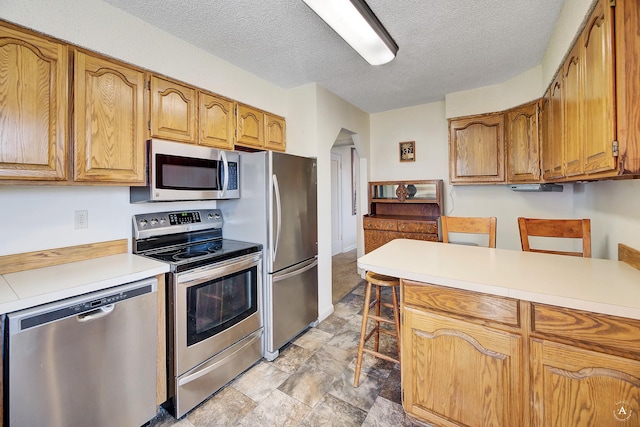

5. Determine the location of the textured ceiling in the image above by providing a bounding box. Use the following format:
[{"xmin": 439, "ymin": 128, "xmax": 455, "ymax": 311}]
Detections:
[{"xmin": 102, "ymin": 0, "xmax": 565, "ymax": 113}]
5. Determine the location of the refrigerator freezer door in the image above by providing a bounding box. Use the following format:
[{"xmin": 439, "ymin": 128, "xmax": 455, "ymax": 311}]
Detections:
[
  {"xmin": 270, "ymin": 152, "xmax": 317, "ymax": 273},
  {"xmin": 264, "ymin": 257, "xmax": 318, "ymax": 359}
]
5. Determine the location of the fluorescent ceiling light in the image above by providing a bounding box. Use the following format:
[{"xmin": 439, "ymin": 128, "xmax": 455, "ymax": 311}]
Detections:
[{"xmin": 302, "ymin": 0, "xmax": 398, "ymax": 65}]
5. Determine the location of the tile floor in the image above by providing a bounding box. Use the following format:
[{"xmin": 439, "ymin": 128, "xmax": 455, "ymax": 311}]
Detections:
[{"xmin": 149, "ymin": 284, "xmax": 428, "ymax": 427}]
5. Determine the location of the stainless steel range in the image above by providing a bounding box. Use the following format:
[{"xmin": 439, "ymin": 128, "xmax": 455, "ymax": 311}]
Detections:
[{"xmin": 132, "ymin": 209, "xmax": 263, "ymax": 418}]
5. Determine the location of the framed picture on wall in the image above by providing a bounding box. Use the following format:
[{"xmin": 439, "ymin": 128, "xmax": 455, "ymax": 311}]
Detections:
[{"xmin": 399, "ymin": 141, "xmax": 415, "ymax": 162}]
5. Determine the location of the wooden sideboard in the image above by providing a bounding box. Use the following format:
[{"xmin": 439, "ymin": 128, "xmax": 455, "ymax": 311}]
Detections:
[{"xmin": 363, "ymin": 180, "xmax": 443, "ymax": 253}]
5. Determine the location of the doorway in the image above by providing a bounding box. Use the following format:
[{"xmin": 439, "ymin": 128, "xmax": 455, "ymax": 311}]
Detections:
[{"xmin": 331, "ymin": 130, "xmax": 363, "ymax": 303}]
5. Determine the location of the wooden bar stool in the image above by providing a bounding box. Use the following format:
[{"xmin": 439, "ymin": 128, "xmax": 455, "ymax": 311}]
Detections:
[{"xmin": 353, "ymin": 271, "xmax": 401, "ymax": 387}]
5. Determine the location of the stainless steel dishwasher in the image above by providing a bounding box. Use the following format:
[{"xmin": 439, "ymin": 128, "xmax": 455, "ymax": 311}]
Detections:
[{"xmin": 7, "ymin": 277, "xmax": 158, "ymax": 427}]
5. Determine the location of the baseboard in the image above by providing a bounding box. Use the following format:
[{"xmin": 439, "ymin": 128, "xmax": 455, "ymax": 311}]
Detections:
[
  {"xmin": 317, "ymin": 305, "xmax": 334, "ymax": 323},
  {"xmin": 342, "ymin": 244, "xmax": 357, "ymax": 252}
]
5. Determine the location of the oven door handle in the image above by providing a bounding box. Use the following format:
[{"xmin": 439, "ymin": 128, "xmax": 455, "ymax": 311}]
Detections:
[
  {"xmin": 177, "ymin": 254, "xmax": 261, "ymax": 287},
  {"xmin": 177, "ymin": 329, "xmax": 262, "ymax": 387}
]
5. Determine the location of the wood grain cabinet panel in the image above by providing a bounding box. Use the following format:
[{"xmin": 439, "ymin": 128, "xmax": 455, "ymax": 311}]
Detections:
[
  {"xmin": 546, "ymin": 74, "xmax": 565, "ymax": 179},
  {"xmin": 73, "ymin": 50, "xmax": 146, "ymax": 183},
  {"xmin": 563, "ymin": 42, "xmax": 583, "ymax": 177},
  {"xmin": 507, "ymin": 101, "xmax": 540, "ymax": 183},
  {"xmin": 150, "ymin": 75, "xmax": 197, "ymax": 143},
  {"xmin": 582, "ymin": 0, "xmax": 617, "ymax": 175},
  {"xmin": 0, "ymin": 23, "xmax": 68, "ymax": 181},
  {"xmin": 531, "ymin": 338, "xmax": 640, "ymax": 426},
  {"xmin": 236, "ymin": 103, "xmax": 264, "ymax": 149},
  {"xmin": 404, "ymin": 280, "xmax": 520, "ymax": 327},
  {"xmin": 403, "ymin": 307, "xmax": 522, "ymax": 427},
  {"xmin": 264, "ymin": 113, "xmax": 286, "ymax": 152},
  {"xmin": 199, "ymin": 91, "xmax": 234, "ymax": 149},
  {"xmin": 449, "ymin": 112, "xmax": 505, "ymax": 183}
]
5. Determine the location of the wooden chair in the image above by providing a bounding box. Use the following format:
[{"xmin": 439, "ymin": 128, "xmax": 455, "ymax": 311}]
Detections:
[
  {"xmin": 441, "ymin": 216, "xmax": 497, "ymax": 248},
  {"xmin": 517, "ymin": 217, "xmax": 591, "ymax": 257},
  {"xmin": 619, "ymin": 243, "xmax": 640, "ymax": 270}
]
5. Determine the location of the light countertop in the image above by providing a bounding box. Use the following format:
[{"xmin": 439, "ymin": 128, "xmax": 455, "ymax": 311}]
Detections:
[
  {"xmin": 0, "ymin": 254, "xmax": 169, "ymax": 314},
  {"xmin": 358, "ymin": 239, "xmax": 640, "ymax": 320}
]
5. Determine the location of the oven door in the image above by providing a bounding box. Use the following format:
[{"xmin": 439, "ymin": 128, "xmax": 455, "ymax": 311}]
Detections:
[{"xmin": 174, "ymin": 252, "xmax": 262, "ymax": 376}]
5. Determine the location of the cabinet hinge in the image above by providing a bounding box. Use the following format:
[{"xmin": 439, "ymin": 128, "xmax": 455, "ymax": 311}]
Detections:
[
  {"xmin": 148, "ymin": 120, "xmax": 151, "ymax": 131},
  {"xmin": 609, "ymin": 0, "xmax": 616, "ymax": 7},
  {"xmin": 146, "ymin": 80, "xmax": 151, "ymax": 90},
  {"xmin": 613, "ymin": 140, "xmax": 619, "ymax": 157}
]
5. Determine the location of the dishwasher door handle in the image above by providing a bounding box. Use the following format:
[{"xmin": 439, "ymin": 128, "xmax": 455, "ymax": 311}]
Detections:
[{"xmin": 76, "ymin": 305, "xmax": 115, "ymax": 323}]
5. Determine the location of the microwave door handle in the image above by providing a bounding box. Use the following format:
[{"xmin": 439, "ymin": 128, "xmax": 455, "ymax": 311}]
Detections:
[
  {"xmin": 272, "ymin": 173, "xmax": 282, "ymax": 260},
  {"xmin": 219, "ymin": 150, "xmax": 229, "ymax": 196}
]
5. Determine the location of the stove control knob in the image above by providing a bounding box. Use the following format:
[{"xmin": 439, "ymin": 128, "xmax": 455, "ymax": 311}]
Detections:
[
  {"xmin": 139, "ymin": 219, "xmax": 148, "ymax": 227},
  {"xmin": 150, "ymin": 218, "xmax": 158, "ymax": 225},
  {"xmin": 209, "ymin": 213, "xmax": 220, "ymax": 220},
  {"xmin": 159, "ymin": 218, "xmax": 166, "ymax": 224}
]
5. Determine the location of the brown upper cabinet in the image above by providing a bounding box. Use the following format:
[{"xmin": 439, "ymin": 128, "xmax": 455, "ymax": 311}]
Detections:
[
  {"xmin": 199, "ymin": 91, "xmax": 235, "ymax": 150},
  {"xmin": 507, "ymin": 101, "xmax": 540, "ymax": 183},
  {"xmin": 0, "ymin": 23, "xmax": 68, "ymax": 181},
  {"xmin": 546, "ymin": 75, "xmax": 565, "ymax": 180},
  {"xmin": 449, "ymin": 112, "xmax": 505, "ymax": 184},
  {"xmin": 235, "ymin": 103, "xmax": 264, "ymax": 149},
  {"xmin": 149, "ymin": 75, "xmax": 197, "ymax": 143},
  {"xmin": 563, "ymin": 42, "xmax": 583, "ymax": 178},
  {"xmin": 582, "ymin": 0, "xmax": 616, "ymax": 175},
  {"xmin": 73, "ymin": 50, "xmax": 147, "ymax": 184},
  {"xmin": 264, "ymin": 113, "xmax": 286, "ymax": 152}
]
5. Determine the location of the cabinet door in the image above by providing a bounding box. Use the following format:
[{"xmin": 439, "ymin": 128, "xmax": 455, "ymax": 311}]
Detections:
[
  {"xmin": 582, "ymin": 0, "xmax": 616, "ymax": 175},
  {"xmin": 563, "ymin": 43, "xmax": 583, "ymax": 177},
  {"xmin": 0, "ymin": 25, "xmax": 68, "ymax": 181},
  {"xmin": 546, "ymin": 75, "xmax": 564, "ymax": 179},
  {"xmin": 73, "ymin": 51, "xmax": 146, "ymax": 183},
  {"xmin": 402, "ymin": 307, "xmax": 522, "ymax": 427},
  {"xmin": 150, "ymin": 75, "xmax": 197, "ymax": 143},
  {"xmin": 236, "ymin": 103, "xmax": 264, "ymax": 149},
  {"xmin": 449, "ymin": 113, "xmax": 505, "ymax": 183},
  {"xmin": 531, "ymin": 339, "xmax": 640, "ymax": 426},
  {"xmin": 264, "ymin": 113, "xmax": 286, "ymax": 151},
  {"xmin": 507, "ymin": 101, "xmax": 540, "ymax": 183},
  {"xmin": 199, "ymin": 91, "xmax": 234, "ymax": 149},
  {"xmin": 539, "ymin": 95, "xmax": 552, "ymax": 181}
]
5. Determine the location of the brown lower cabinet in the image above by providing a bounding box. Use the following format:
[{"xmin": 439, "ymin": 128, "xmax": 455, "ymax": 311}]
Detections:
[{"xmin": 401, "ymin": 279, "xmax": 640, "ymax": 427}]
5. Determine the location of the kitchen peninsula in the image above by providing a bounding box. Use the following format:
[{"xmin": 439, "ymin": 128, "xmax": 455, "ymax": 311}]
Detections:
[{"xmin": 358, "ymin": 239, "xmax": 640, "ymax": 427}]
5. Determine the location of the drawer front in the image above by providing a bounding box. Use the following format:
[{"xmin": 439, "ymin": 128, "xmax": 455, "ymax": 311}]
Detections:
[
  {"xmin": 403, "ymin": 280, "xmax": 520, "ymax": 326},
  {"xmin": 363, "ymin": 217, "xmax": 397, "ymax": 231},
  {"xmin": 397, "ymin": 220, "xmax": 438, "ymax": 234},
  {"xmin": 398, "ymin": 232, "xmax": 438, "ymax": 242},
  {"xmin": 533, "ymin": 303, "xmax": 640, "ymax": 354}
]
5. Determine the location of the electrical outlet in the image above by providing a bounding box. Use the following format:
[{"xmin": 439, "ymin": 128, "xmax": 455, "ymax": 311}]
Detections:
[{"xmin": 74, "ymin": 210, "xmax": 88, "ymax": 229}]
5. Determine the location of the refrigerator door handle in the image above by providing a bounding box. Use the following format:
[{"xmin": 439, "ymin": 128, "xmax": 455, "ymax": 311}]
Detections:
[
  {"xmin": 272, "ymin": 173, "xmax": 282, "ymax": 260},
  {"xmin": 219, "ymin": 150, "xmax": 229, "ymax": 196},
  {"xmin": 273, "ymin": 257, "xmax": 318, "ymax": 282}
]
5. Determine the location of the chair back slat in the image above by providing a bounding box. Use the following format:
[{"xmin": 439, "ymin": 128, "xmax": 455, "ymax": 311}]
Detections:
[
  {"xmin": 518, "ymin": 217, "xmax": 591, "ymax": 258},
  {"xmin": 441, "ymin": 216, "xmax": 497, "ymax": 248}
]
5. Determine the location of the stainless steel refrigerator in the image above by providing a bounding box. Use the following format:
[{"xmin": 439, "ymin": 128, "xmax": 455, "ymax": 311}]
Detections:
[{"xmin": 220, "ymin": 151, "xmax": 318, "ymax": 360}]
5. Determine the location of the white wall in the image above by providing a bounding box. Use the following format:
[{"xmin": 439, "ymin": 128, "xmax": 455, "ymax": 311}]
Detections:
[{"xmin": 573, "ymin": 180, "xmax": 640, "ymax": 260}]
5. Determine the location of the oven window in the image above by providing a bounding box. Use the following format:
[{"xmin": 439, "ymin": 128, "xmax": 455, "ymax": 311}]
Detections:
[
  {"xmin": 156, "ymin": 154, "xmax": 221, "ymax": 190},
  {"xmin": 186, "ymin": 265, "xmax": 257, "ymax": 347}
]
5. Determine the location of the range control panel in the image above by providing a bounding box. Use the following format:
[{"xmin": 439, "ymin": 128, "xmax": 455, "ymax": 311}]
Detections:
[{"xmin": 133, "ymin": 209, "xmax": 223, "ymax": 239}]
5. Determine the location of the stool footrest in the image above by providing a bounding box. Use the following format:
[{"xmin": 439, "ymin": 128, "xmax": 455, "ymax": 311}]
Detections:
[
  {"xmin": 363, "ymin": 348, "xmax": 399, "ymax": 364},
  {"xmin": 367, "ymin": 314, "xmax": 395, "ymax": 324}
]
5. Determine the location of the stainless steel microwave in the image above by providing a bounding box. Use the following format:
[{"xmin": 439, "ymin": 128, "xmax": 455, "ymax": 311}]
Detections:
[{"xmin": 130, "ymin": 139, "xmax": 240, "ymax": 202}]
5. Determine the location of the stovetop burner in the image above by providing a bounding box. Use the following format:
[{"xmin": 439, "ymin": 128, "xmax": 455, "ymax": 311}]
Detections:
[{"xmin": 132, "ymin": 209, "xmax": 262, "ymax": 273}]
